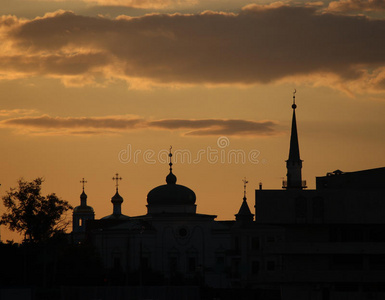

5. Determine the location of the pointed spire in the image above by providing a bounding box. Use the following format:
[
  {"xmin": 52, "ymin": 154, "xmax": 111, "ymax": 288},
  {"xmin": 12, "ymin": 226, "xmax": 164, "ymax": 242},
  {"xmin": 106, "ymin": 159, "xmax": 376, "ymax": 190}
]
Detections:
[
  {"xmin": 236, "ymin": 177, "xmax": 253, "ymax": 222},
  {"xmin": 166, "ymin": 146, "xmax": 177, "ymax": 185},
  {"xmin": 288, "ymin": 89, "xmax": 301, "ymax": 162},
  {"xmin": 284, "ymin": 90, "xmax": 306, "ymax": 189}
]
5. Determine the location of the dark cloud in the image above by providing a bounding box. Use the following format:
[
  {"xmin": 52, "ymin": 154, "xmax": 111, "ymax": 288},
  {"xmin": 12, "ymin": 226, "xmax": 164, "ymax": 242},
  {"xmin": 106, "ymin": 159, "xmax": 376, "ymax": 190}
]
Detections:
[
  {"xmin": 0, "ymin": 115, "xmax": 279, "ymax": 136},
  {"xmin": 0, "ymin": 53, "xmax": 110, "ymax": 76},
  {"xmin": 148, "ymin": 119, "xmax": 278, "ymax": 136},
  {"xmin": 1, "ymin": 115, "xmax": 143, "ymax": 130},
  {"xmin": 327, "ymin": 0, "xmax": 385, "ymax": 12},
  {"xmin": 2, "ymin": 5, "xmax": 385, "ymax": 90}
]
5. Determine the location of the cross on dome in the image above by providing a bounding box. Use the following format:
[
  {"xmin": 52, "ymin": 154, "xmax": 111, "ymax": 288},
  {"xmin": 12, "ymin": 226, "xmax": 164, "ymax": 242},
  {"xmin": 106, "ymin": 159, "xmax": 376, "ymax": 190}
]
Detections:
[
  {"xmin": 112, "ymin": 173, "xmax": 122, "ymax": 191},
  {"xmin": 80, "ymin": 178, "xmax": 87, "ymax": 192}
]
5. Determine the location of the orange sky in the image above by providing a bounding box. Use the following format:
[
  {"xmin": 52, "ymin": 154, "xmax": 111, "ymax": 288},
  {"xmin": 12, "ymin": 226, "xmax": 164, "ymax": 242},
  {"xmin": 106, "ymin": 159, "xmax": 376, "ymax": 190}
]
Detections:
[{"xmin": 1, "ymin": 0, "xmax": 385, "ymax": 242}]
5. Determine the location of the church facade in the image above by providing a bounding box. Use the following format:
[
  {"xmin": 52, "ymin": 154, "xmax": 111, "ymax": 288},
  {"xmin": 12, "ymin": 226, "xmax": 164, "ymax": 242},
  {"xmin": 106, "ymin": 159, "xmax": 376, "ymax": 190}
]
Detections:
[{"xmin": 72, "ymin": 93, "xmax": 385, "ymax": 300}]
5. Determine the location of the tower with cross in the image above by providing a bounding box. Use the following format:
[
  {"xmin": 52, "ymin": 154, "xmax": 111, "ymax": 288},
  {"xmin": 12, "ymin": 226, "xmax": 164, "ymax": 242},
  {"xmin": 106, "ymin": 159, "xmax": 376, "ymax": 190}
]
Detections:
[
  {"xmin": 72, "ymin": 177, "xmax": 95, "ymax": 243},
  {"xmin": 101, "ymin": 173, "xmax": 129, "ymax": 220}
]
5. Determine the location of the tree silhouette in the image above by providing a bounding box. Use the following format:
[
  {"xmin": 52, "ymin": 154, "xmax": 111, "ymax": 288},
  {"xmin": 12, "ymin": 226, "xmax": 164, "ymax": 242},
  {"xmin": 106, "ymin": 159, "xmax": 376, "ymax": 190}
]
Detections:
[{"xmin": 1, "ymin": 178, "xmax": 72, "ymax": 243}]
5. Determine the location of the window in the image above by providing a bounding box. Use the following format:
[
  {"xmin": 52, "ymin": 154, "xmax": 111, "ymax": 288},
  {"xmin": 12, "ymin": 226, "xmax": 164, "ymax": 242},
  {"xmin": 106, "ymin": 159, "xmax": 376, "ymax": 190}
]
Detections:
[
  {"xmin": 169, "ymin": 257, "xmax": 178, "ymax": 274},
  {"xmin": 266, "ymin": 261, "xmax": 276, "ymax": 271},
  {"xmin": 140, "ymin": 257, "xmax": 149, "ymax": 270},
  {"xmin": 113, "ymin": 257, "xmax": 121, "ymax": 269},
  {"xmin": 312, "ymin": 197, "xmax": 324, "ymax": 220},
  {"xmin": 215, "ymin": 256, "xmax": 225, "ymax": 272},
  {"xmin": 179, "ymin": 227, "xmax": 188, "ymax": 237},
  {"xmin": 341, "ymin": 229, "xmax": 363, "ymax": 242},
  {"xmin": 369, "ymin": 255, "xmax": 385, "ymax": 270},
  {"xmin": 330, "ymin": 254, "xmax": 363, "ymax": 270},
  {"xmin": 251, "ymin": 261, "xmax": 260, "ymax": 274},
  {"xmin": 188, "ymin": 257, "xmax": 196, "ymax": 272},
  {"xmin": 295, "ymin": 196, "xmax": 307, "ymax": 220},
  {"xmin": 251, "ymin": 237, "xmax": 260, "ymax": 250},
  {"xmin": 234, "ymin": 237, "xmax": 240, "ymax": 252}
]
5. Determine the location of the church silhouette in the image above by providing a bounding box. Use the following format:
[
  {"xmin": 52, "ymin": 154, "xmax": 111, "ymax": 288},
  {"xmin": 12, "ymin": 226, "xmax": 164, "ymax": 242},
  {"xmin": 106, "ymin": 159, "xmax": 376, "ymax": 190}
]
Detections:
[{"xmin": 72, "ymin": 93, "xmax": 385, "ymax": 300}]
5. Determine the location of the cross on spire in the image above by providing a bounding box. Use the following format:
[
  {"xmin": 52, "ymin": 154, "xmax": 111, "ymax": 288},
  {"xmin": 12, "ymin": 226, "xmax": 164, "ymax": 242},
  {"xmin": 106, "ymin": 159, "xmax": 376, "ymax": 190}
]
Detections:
[
  {"xmin": 112, "ymin": 173, "xmax": 122, "ymax": 191},
  {"xmin": 242, "ymin": 177, "xmax": 248, "ymax": 199},
  {"xmin": 80, "ymin": 178, "xmax": 87, "ymax": 191}
]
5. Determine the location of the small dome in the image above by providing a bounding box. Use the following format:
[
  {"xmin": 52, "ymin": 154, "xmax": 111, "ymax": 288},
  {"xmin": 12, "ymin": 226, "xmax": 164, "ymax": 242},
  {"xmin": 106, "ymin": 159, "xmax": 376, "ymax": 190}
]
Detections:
[
  {"xmin": 73, "ymin": 205, "xmax": 94, "ymax": 214},
  {"xmin": 111, "ymin": 191, "xmax": 123, "ymax": 203},
  {"xmin": 147, "ymin": 183, "xmax": 196, "ymax": 205},
  {"xmin": 166, "ymin": 171, "xmax": 177, "ymax": 184},
  {"xmin": 81, "ymin": 191, "xmax": 87, "ymax": 200}
]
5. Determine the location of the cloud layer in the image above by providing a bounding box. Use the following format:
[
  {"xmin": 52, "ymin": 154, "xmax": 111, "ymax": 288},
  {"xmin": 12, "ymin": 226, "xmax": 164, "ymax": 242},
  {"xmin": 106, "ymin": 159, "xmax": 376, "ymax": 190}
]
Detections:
[
  {"xmin": 1, "ymin": 4, "xmax": 385, "ymax": 92},
  {"xmin": 327, "ymin": 0, "xmax": 385, "ymax": 12},
  {"xmin": 0, "ymin": 115, "xmax": 279, "ymax": 136}
]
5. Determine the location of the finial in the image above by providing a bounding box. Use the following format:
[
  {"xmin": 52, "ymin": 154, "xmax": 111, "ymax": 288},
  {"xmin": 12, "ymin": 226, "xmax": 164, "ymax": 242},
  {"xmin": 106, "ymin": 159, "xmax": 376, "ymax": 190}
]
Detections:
[
  {"xmin": 242, "ymin": 177, "xmax": 248, "ymax": 200},
  {"xmin": 169, "ymin": 145, "xmax": 173, "ymax": 172},
  {"xmin": 112, "ymin": 173, "xmax": 122, "ymax": 191},
  {"xmin": 166, "ymin": 145, "xmax": 177, "ymax": 184},
  {"xmin": 80, "ymin": 178, "xmax": 87, "ymax": 192},
  {"xmin": 292, "ymin": 89, "xmax": 297, "ymax": 109}
]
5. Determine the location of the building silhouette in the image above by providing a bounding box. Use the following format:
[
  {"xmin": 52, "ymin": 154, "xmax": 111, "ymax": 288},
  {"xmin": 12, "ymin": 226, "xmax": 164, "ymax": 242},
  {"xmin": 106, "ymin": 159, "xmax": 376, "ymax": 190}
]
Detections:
[{"xmin": 72, "ymin": 94, "xmax": 385, "ymax": 300}]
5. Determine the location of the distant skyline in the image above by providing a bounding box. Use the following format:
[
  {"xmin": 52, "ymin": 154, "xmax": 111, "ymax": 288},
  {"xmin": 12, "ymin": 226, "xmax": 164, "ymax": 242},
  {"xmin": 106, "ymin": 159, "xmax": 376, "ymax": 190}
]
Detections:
[{"xmin": 1, "ymin": 0, "xmax": 385, "ymax": 242}]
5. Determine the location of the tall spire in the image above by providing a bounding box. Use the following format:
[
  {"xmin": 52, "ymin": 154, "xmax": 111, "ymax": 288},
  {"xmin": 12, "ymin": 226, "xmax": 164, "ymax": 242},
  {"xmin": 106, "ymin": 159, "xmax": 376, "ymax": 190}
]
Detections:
[
  {"xmin": 288, "ymin": 90, "xmax": 301, "ymax": 162},
  {"xmin": 284, "ymin": 90, "xmax": 306, "ymax": 189}
]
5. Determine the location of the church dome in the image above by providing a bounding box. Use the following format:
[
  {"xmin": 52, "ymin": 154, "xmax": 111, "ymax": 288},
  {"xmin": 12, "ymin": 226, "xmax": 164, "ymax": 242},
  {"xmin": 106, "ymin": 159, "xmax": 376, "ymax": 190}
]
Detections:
[
  {"xmin": 147, "ymin": 147, "xmax": 196, "ymax": 211},
  {"xmin": 73, "ymin": 205, "xmax": 95, "ymax": 214},
  {"xmin": 147, "ymin": 180, "xmax": 196, "ymax": 205},
  {"xmin": 111, "ymin": 191, "xmax": 123, "ymax": 203},
  {"xmin": 73, "ymin": 190, "xmax": 95, "ymax": 214},
  {"xmin": 147, "ymin": 167, "xmax": 196, "ymax": 205}
]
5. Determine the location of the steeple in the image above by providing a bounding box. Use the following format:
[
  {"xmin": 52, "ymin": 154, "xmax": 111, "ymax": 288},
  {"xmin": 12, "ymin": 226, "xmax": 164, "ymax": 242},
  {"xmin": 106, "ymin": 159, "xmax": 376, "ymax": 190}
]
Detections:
[
  {"xmin": 284, "ymin": 90, "xmax": 306, "ymax": 189},
  {"xmin": 235, "ymin": 178, "xmax": 254, "ymax": 223}
]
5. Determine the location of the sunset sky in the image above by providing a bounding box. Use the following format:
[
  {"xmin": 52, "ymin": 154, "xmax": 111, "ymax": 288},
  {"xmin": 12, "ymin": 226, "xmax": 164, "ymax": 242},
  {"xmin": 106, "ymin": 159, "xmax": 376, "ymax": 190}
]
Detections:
[{"xmin": 1, "ymin": 0, "xmax": 385, "ymax": 242}]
